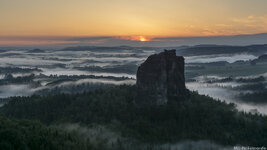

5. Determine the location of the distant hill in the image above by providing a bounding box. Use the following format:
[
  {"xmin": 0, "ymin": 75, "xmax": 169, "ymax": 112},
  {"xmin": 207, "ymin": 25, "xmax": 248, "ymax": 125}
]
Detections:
[
  {"xmin": 61, "ymin": 46, "xmax": 159, "ymax": 52},
  {"xmin": 0, "ymin": 49, "xmax": 7, "ymax": 53},
  {"xmin": 177, "ymin": 44, "xmax": 267, "ymax": 56},
  {"xmin": 251, "ymin": 54, "xmax": 267, "ymax": 64},
  {"xmin": 60, "ymin": 46, "xmax": 188, "ymax": 53},
  {"xmin": 60, "ymin": 44, "xmax": 267, "ymax": 57},
  {"xmin": 27, "ymin": 48, "xmax": 45, "ymax": 53}
]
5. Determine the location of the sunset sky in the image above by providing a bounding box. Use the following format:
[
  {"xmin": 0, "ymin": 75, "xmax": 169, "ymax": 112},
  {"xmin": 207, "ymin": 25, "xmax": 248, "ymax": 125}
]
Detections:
[{"xmin": 1, "ymin": 0, "xmax": 267, "ymax": 46}]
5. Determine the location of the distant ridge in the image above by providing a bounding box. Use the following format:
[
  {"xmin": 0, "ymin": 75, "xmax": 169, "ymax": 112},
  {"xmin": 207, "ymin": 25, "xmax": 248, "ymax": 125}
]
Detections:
[
  {"xmin": 60, "ymin": 46, "xmax": 159, "ymax": 52},
  {"xmin": 27, "ymin": 49, "xmax": 45, "ymax": 53},
  {"xmin": 60, "ymin": 44, "xmax": 267, "ymax": 57},
  {"xmin": 177, "ymin": 44, "xmax": 267, "ymax": 56}
]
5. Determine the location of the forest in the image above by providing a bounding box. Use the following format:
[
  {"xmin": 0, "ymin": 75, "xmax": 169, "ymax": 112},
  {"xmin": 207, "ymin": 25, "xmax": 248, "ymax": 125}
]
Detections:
[
  {"xmin": 0, "ymin": 117, "xmax": 93, "ymax": 150},
  {"xmin": 1, "ymin": 85, "xmax": 267, "ymax": 149}
]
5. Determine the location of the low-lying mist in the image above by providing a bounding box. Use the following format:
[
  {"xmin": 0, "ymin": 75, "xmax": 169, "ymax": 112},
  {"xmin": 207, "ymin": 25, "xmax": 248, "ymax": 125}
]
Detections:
[
  {"xmin": 186, "ymin": 77, "xmax": 267, "ymax": 114},
  {"xmin": 1, "ymin": 48, "xmax": 267, "ymax": 115},
  {"xmin": 185, "ymin": 54, "xmax": 257, "ymax": 63}
]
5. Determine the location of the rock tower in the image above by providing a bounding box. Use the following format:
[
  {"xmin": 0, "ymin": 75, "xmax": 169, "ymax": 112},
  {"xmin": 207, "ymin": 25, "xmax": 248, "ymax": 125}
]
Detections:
[{"xmin": 136, "ymin": 50, "xmax": 186, "ymax": 105}]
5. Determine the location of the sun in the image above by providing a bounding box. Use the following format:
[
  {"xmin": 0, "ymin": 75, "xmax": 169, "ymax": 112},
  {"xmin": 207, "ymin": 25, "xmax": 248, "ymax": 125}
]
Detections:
[{"xmin": 139, "ymin": 36, "xmax": 148, "ymax": 42}]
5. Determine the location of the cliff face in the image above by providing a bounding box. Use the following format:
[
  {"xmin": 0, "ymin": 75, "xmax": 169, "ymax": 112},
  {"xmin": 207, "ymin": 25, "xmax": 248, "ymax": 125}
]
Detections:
[{"xmin": 136, "ymin": 50, "xmax": 186, "ymax": 105}]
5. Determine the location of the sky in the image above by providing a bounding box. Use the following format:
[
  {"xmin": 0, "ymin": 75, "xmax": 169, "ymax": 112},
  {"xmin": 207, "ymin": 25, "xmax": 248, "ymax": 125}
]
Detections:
[{"xmin": 1, "ymin": 0, "xmax": 267, "ymax": 47}]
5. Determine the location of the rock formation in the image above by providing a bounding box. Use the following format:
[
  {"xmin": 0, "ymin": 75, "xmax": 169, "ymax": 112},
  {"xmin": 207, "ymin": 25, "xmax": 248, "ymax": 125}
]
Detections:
[{"xmin": 136, "ymin": 50, "xmax": 186, "ymax": 105}]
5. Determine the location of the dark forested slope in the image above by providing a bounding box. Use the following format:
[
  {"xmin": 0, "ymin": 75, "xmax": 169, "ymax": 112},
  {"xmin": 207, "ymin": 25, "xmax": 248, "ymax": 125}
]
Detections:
[
  {"xmin": 0, "ymin": 117, "xmax": 93, "ymax": 150},
  {"xmin": 1, "ymin": 85, "xmax": 267, "ymax": 146}
]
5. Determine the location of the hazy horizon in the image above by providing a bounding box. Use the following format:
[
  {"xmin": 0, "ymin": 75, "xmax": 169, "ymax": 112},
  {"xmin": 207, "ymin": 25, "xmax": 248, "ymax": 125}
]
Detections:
[{"xmin": 1, "ymin": 33, "xmax": 267, "ymax": 48}]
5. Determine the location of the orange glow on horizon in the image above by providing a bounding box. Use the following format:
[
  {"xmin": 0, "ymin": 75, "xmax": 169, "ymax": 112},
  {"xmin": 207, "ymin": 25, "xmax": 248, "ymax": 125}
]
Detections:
[{"xmin": 118, "ymin": 36, "xmax": 150, "ymax": 42}]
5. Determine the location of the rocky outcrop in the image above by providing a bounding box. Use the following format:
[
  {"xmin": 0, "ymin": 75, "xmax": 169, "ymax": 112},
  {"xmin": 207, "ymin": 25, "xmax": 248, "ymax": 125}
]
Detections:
[{"xmin": 136, "ymin": 50, "xmax": 186, "ymax": 105}]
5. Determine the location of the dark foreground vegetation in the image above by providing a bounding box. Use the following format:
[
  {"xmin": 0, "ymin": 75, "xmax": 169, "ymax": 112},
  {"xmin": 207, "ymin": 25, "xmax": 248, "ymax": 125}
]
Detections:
[
  {"xmin": 1, "ymin": 85, "xmax": 267, "ymax": 149},
  {"xmin": 0, "ymin": 117, "xmax": 92, "ymax": 150}
]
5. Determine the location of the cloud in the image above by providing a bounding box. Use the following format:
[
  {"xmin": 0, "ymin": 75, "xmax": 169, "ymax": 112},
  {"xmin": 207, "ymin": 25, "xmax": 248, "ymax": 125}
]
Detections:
[
  {"xmin": 150, "ymin": 33, "xmax": 267, "ymax": 46},
  {"xmin": 65, "ymin": 36, "xmax": 113, "ymax": 44},
  {"xmin": 230, "ymin": 15, "xmax": 267, "ymax": 33}
]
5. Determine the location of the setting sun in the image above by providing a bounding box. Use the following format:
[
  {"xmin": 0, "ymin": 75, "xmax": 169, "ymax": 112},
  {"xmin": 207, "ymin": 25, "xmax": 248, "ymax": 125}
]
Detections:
[{"xmin": 139, "ymin": 36, "xmax": 148, "ymax": 42}]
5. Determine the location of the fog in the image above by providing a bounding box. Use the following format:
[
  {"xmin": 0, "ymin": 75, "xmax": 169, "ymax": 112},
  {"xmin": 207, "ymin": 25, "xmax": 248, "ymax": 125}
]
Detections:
[
  {"xmin": 40, "ymin": 68, "xmax": 91, "ymax": 76},
  {"xmin": 1, "ymin": 48, "xmax": 267, "ymax": 115},
  {"xmin": 0, "ymin": 57, "xmax": 64, "ymax": 67},
  {"xmin": 40, "ymin": 68, "xmax": 136, "ymax": 78},
  {"xmin": 0, "ymin": 77, "xmax": 135, "ymax": 98},
  {"xmin": 186, "ymin": 82, "xmax": 237, "ymax": 103},
  {"xmin": 185, "ymin": 54, "xmax": 257, "ymax": 63},
  {"xmin": 0, "ymin": 75, "xmax": 5, "ymax": 79},
  {"xmin": 58, "ymin": 78, "xmax": 135, "ymax": 87},
  {"xmin": 186, "ymin": 82, "xmax": 267, "ymax": 114},
  {"xmin": 0, "ymin": 84, "xmax": 36, "ymax": 98},
  {"xmin": 0, "ymin": 50, "xmax": 147, "ymax": 69},
  {"xmin": 194, "ymin": 76, "xmax": 244, "ymax": 88}
]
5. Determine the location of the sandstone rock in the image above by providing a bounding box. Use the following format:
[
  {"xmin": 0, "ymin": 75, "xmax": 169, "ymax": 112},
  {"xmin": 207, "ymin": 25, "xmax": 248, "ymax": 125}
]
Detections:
[{"xmin": 136, "ymin": 50, "xmax": 186, "ymax": 105}]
